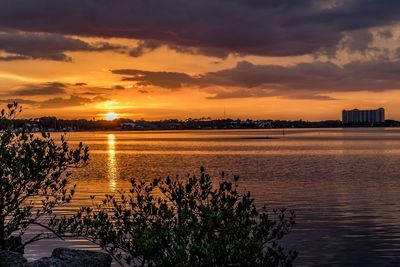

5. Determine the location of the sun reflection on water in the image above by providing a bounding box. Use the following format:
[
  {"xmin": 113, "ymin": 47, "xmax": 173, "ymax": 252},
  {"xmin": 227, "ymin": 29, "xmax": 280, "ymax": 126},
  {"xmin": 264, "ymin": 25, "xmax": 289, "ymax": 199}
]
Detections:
[{"xmin": 107, "ymin": 133, "xmax": 118, "ymax": 191}]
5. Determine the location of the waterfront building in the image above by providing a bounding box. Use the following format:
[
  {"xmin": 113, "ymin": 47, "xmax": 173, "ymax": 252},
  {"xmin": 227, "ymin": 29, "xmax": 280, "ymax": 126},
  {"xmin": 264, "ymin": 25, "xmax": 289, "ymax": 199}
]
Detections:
[{"xmin": 342, "ymin": 108, "xmax": 385, "ymax": 124}]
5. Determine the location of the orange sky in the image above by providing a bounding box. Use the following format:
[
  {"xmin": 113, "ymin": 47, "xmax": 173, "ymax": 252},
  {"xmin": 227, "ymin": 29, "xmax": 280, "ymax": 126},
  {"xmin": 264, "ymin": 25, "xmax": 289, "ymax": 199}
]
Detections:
[
  {"xmin": 1, "ymin": 2, "xmax": 400, "ymax": 121},
  {"xmin": 1, "ymin": 38, "xmax": 398, "ymax": 121}
]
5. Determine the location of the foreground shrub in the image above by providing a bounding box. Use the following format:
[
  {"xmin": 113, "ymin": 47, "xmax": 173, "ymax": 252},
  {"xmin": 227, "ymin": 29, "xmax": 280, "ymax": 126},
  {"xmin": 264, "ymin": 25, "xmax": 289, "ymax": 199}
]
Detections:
[
  {"xmin": 0, "ymin": 102, "xmax": 89, "ymax": 251},
  {"xmin": 54, "ymin": 168, "xmax": 296, "ymax": 266}
]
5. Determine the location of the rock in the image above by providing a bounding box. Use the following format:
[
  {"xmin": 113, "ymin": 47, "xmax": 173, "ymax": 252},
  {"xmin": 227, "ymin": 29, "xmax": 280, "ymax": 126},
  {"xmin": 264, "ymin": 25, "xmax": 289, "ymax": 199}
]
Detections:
[
  {"xmin": 5, "ymin": 236, "xmax": 24, "ymax": 254},
  {"xmin": 26, "ymin": 248, "xmax": 112, "ymax": 267},
  {"xmin": 52, "ymin": 248, "xmax": 112, "ymax": 266},
  {"xmin": 27, "ymin": 248, "xmax": 112, "ymax": 267},
  {"xmin": 0, "ymin": 250, "xmax": 27, "ymax": 267},
  {"xmin": 25, "ymin": 257, "xmax": 63, "ymax": 267}
]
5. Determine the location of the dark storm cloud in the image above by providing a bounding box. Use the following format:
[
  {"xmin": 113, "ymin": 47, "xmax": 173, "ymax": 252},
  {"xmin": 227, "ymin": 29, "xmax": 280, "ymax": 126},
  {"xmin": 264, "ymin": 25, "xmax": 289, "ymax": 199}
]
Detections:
[
  {"xmin": 9, "ymin": 81, "xmax": 124, "ymax": 97},
  {"xmin": 112, "ymin": 69, "xmax": 196, "ymax": 89},
  {"xmin": 203, "ymin": 88, "xmax": 336, "ymax": 101},
  {"xmin": 129, "ymin": 40, "xmax": 230, "ymax": 59},
  {"xmin": 39, "ymin": 95, "xmax": 97, "ymax": 108},
  {"xmin": 14, "ymin": 87, "xmax": 66, "ymax": 96},
  {"xmin": 1, "ymin": 82, "xmax": 119, "ymax": 108},
  {"xmin": 5, "ymin": 82, "xmax": 67, "ymax": 96},
  {"xmin": 0, "ymin": 32, "xmax": 125, "ymax": 61},
  {"xmin": 113, "ymin": 85, "xmax": 125, "ymax": 90},
  {"xmin": 339, "ymin": 30, "xmax": 374, "ymax": 54},
  {"xmin": 0, "ymin": 95, "xmax": 96, "ymax": 108},
  {"xmin": 0, "ymin": 0, "xmax": 400, "ymax": 57},
  {"xmin": 378, "ymin": 30, "xmax": 394, "ymax": 39},
  {"xmin": 112, "ymin": 59, "xmax": 400, "ymax": 99},
  {"xmin": 9, "ymin": 94, "xmax": 111, "ymax": 108},
  {"xmin": 129, "ymin": 41, "xmax": 162, "ymax": 57},
  {"xmin": 0, "ymin": 55, "xmax": 30, "ymax": 61}
]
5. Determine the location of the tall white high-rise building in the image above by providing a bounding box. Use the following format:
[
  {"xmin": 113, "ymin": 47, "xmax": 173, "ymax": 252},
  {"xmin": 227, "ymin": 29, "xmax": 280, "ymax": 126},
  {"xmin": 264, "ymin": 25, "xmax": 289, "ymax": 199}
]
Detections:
[{"xmin": 342, "ymin": 108, "xmax": 385, "ymax": 124}]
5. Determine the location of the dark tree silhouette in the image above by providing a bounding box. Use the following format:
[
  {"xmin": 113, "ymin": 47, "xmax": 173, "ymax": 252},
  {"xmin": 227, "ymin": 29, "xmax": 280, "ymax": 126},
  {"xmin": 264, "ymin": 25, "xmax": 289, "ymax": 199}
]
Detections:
[
  {"xmin": 0, "ymin": 102, "xmax": 89, "ymax": 251},
  {"xmin": 54, "ymin": 168, "xmax": 296, "ymax": 267}
]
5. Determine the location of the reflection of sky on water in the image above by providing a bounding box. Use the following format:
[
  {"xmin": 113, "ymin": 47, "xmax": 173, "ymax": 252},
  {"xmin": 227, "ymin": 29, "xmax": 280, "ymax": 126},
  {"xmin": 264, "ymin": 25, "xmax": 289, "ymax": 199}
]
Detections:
[
  {"xmin": 107, "ymin": 133, "xmax": 117, "ymax": 191},
  {"xmin": 25, "ymin": 129, "xmax": 400, "ymax": 266}
]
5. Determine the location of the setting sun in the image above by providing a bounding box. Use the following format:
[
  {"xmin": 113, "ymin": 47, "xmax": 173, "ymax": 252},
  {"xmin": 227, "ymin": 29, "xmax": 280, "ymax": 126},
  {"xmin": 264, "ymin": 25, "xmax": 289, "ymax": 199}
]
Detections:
[{"xmin": 105, "ymin": 112, "xmax": 119, "ymax": 121}]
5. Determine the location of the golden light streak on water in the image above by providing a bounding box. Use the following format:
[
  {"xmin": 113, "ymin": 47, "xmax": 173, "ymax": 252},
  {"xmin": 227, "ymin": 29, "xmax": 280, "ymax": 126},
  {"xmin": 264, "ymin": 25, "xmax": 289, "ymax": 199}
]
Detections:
[{"xmin": 107, "ymin": 133, "xmax": 118, "ymax": 191}]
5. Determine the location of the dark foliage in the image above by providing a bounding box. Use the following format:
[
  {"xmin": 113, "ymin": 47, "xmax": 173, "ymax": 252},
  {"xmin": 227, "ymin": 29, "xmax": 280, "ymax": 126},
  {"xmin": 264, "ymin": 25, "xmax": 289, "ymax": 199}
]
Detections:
[
  {"xmin": 54, "ymin": 168, "xmax": 296, "ymax": 267},
  {"xmin": 0, "ymin": 102, "xmax": 89, "ymax": 251}
]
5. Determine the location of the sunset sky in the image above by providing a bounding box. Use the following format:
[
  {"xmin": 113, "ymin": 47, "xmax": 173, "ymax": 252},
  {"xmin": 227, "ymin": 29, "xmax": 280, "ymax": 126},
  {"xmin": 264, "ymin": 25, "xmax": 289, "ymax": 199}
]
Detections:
[{"xmin": 1, "ymin": 0, "xmax": 400, "ymax": 120}]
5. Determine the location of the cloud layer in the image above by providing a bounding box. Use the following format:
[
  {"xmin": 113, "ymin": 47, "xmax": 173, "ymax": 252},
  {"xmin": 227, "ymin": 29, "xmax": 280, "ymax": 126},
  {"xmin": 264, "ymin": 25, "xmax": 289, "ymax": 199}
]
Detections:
[
  {"xmin": 112, "ymin": 59, "xmax": 400, "ymax": 99},
  {"xmin": 1, "ymin": 0, "xmax": 400, "ymax": 57},
  {"xmin": 0, "ymin": 32, "xmax": 125, "ymax": 61},
  {"xmin": 2, "ymin": 0, "xmax": 400, "ymax": 113},
  {"xmin": 8, "ymin": 82, "xmax": 67, "ymax": 96},
  {"xmin": 0, "ymin": 82, "xmax": 125, "ymax": 109}
]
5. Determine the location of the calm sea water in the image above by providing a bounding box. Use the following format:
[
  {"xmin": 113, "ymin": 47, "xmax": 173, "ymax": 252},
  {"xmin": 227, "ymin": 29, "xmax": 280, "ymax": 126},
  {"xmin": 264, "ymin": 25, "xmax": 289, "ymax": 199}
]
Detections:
[{"xmin": 25, "ymin": 128, "xmax": 400, "ymax": 266}]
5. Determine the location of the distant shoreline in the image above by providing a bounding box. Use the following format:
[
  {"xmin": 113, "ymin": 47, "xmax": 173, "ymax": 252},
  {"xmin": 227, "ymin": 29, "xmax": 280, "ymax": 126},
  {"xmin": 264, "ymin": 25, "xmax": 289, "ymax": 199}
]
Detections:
[
  {"xmin": 7, "ymin": 117, "xmax": 400, "ymax": 132},
  {"xmin": 42, "ymin": 126, "xmax": 399, "ymax": 134}
]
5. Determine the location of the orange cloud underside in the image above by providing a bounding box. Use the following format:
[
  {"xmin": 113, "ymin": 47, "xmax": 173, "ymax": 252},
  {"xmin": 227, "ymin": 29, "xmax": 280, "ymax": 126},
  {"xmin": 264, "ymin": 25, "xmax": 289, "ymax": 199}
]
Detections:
[{"xmin": 0, "ymin": 37, "xmax": 399, "ymax": 121}]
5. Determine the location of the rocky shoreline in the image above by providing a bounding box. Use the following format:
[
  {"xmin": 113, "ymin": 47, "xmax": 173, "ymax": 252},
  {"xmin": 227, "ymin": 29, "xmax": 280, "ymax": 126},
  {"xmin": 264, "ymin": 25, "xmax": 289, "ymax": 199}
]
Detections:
[{"xmin": 0, "ymin": 247, "xmax": 112, "ymax": 267}]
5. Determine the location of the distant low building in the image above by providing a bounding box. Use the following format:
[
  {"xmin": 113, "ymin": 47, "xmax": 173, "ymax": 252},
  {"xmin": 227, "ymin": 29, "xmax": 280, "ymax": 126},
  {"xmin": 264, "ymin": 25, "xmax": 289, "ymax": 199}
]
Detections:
[
  {"xmin": 342, "ymin": 108, "xmax": 385, "ymax": 124},
  {"xmin": 120, "ymin": 122, "xmax": 137, "ymax": 129}
]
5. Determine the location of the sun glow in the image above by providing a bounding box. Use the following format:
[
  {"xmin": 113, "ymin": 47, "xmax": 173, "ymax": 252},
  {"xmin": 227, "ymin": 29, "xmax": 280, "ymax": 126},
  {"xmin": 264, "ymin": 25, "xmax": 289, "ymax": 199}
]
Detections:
[{"xmin": 105, "ymin": 112, "xmax": 119, "ymax": 121}]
